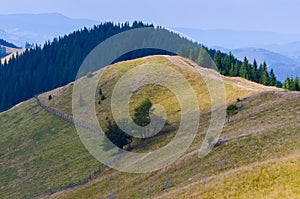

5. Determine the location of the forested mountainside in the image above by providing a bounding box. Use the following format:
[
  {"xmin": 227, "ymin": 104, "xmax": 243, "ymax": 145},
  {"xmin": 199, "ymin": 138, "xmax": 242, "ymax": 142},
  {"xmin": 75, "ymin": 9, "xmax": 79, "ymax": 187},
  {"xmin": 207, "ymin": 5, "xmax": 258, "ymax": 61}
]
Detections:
[{"xmin": 0, "ymin": 21, "xmax": 280, "ymax": 112}]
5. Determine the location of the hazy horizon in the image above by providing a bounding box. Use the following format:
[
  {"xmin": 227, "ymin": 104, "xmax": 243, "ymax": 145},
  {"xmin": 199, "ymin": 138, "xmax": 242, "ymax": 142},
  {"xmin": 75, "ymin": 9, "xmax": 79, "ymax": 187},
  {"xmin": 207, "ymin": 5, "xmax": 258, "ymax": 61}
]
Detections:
[
  {"xmin": 1, "ymin": 1, "xmax": 300, "ymax": 81},
  {"xmin": 1, "ymin": 0, "xmax": 300, "ymax": 34}
]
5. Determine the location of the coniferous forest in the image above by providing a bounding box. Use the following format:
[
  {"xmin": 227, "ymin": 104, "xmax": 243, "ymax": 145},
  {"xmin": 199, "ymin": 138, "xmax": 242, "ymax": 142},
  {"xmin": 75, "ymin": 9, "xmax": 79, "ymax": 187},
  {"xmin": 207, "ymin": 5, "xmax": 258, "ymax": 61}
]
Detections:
[
  {"xmin": 177, "ymin": 46, "xmax": 281, "ymax": 88},
  {"xmin": 0, "ymin": 21, "xmax": 281, "ymax": 112},
  {"xmin": 0, "ymin": 22, "xmax": 154, "ymax": 111}
]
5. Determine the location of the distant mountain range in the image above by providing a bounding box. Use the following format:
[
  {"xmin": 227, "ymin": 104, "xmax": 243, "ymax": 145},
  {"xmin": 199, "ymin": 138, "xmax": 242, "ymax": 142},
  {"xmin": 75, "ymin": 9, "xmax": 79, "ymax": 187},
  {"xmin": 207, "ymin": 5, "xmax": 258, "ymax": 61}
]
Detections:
[
  {"xmin": 172, "ymin": 27, "xmax": 300, "ymax": 81},
  {"xmin": 0, "ymin": 13, "xmax": 98, "ymax": 46},
  {"xmin": 228, "ymin": 48, "xmax": 299, "ymax": 81},
  {"xmin": 263, "ymin": 41, "xmax": 300, "ymax": 63},
  {"xmin": 1, "ymin": 15, "xmax": 300, "ymax": 81},
  {"xmin": 171, "ymin": 27, "xmax": 300, "ymax": 49}
]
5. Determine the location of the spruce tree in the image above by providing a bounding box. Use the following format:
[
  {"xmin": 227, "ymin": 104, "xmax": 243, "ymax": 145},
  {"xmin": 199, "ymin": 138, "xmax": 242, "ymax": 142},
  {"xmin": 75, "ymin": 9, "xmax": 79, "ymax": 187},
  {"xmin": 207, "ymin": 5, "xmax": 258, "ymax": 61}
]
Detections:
[
  {"xmin": 283, "ymin": 76, "xmax": 291, "ymax": 90},
  {"xmin": 260, "ymin": 62, "xmax": 269, "ymax": 85},
  {"xmin": 229, "ymin": 64, "xmax": 235, "ymax": 77},
  {"xmin": 197, "ymin": 48, "xmax": 212, "ymax": 68},
  {"xmin": 290, "ymin": 77, "xmax": 295, "ymax": 90},
  {"xmin": 233, "ymin": 62, "xmax": 239, "ymax": 76},
  {"xmin": 239, "ymin": 57, "xmax": 248, "ymax": 79},
  {"xmin": 133, "ymin": 98, "xmax": 153, "ymax": 138},
  {"xmin": 269, "ymin": 69, "xmax": 277, "ymax": 86},
  {"xmin": 134, "ymin": 98, "xmax": 152, "ymax": 127},
  {"xmin": 252, "ymin": 59, "xmax": 258, "ymax": 82},
  {"xmin": 222, "ymin": 53, "xmax": 233, "ymax": 75},
  {"xmin": 294, "ymin": 77, "xmax": 300, "ymax": 91},
  {"xmin": 214, "ymin": 50, "xmax": 222, "ymax": 71},
  {"xmin": 188, "ymin": 46, "xmax": 193, "ymax": 60}
]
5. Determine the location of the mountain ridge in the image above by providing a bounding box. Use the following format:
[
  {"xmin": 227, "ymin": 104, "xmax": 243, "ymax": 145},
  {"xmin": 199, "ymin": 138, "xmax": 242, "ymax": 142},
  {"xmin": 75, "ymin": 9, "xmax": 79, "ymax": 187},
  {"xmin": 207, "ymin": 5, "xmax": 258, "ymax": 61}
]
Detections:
[
  {"xmin": 0, "ymin": 13, "xmax": 98, "ymax": 46},
  {"xmin": 0, "ymin": 55, "xmax": 287, "ymax": 199},
  {"xmin": 231, "ymin": 48, "xmax": 300, "ymax": 81}
]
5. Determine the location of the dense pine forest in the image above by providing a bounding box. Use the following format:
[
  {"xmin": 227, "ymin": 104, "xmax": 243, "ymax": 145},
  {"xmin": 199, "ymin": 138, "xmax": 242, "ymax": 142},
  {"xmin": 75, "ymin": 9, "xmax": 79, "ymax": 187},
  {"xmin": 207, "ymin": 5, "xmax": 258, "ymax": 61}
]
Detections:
[
  {"xmin": 0, "ymin": 21, "xmax": 282, "ymax": 112},
  {"xmin": 0, "ymin": 22, "xmax": 154, "ymax": 111}
]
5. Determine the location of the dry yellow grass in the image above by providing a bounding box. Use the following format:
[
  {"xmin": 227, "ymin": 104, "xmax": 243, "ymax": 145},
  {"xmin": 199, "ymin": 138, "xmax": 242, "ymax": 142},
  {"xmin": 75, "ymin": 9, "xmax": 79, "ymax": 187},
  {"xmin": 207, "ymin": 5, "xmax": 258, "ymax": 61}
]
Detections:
[
  {"xmin": 33, "ymin": 56, "xmax": 299, "ymax": 199},
  {"xmin": 2, "ymin": 55, "xmax": 297, "ymax": 199},
  {"xmin": 160, "ymin": 152, "xmax": 300, "ymax": 199}
]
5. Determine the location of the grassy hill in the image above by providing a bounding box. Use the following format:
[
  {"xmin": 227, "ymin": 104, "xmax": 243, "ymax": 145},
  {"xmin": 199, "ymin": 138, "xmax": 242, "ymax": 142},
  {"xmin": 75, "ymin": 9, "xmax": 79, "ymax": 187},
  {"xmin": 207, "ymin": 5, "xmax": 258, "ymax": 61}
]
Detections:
[
  {"xmin": 42, "ymin": 90, "xmax": 300, "ymax": 199},
  {"xmin": 0, "ymin": 99, "xmax": 100, "ymax": 198},
  {"xmin": 1, "ymin": 46, "xmax": 25, "ymax": 64},
  {"xmin": 0, "ymin": 38, "xmax": 22, "ymax": 61},
  {"xmin": 1, "ymin": 56, "xmax": 299, "ymax": 199},
  {"xmin": 160, "ymin": 152, "xmax": 300, "ymax": 199}
]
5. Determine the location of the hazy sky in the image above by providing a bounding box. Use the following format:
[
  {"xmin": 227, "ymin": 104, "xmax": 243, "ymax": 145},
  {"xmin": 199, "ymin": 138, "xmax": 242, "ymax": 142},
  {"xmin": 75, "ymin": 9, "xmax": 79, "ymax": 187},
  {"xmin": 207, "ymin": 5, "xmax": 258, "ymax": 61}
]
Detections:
[{"xmin": 1, "ymin": 0, "xmax": 300, "ymax": 33}]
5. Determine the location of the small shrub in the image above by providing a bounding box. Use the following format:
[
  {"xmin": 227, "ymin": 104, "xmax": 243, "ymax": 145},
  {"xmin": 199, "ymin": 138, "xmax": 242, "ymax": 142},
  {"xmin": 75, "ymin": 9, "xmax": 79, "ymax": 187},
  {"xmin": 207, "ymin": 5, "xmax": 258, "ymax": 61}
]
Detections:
[
  {"xmin": 86, "ymin": 71, "xmax": 93, "ymax": 78},
  {"xmin": 226, "ymin": 104, "xmax": 239, "ymax": 122},
  {"xmin": 101, "ymin": 95, "xmax": 106, "ymax": 101},
  {"xmin": 227, "ymin": 104, "xmax": 239, "ymax": 115}
]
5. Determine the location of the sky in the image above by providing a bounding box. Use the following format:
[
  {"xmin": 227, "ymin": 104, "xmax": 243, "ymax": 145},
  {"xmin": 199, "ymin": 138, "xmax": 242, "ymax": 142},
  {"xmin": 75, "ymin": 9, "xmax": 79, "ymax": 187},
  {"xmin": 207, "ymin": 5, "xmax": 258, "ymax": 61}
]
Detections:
[{"xmin": 1, "ymin": 0, "xmax": 300, "ymax": 34}]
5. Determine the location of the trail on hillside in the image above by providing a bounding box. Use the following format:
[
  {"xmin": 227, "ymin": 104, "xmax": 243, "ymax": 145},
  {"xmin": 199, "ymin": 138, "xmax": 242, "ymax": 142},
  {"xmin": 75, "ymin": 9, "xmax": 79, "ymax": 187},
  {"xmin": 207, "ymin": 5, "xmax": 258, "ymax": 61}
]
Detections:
[
  {"xmin": 34, "ymin": 95, "xmax": 104, "ymax": 136},
  {"xmin": 29, "ymin": 95, "xmax": 125, "ymax": 199},
  {"xmin": 31, "ymin": 56, "xmax": 295, "ymax": 199}
]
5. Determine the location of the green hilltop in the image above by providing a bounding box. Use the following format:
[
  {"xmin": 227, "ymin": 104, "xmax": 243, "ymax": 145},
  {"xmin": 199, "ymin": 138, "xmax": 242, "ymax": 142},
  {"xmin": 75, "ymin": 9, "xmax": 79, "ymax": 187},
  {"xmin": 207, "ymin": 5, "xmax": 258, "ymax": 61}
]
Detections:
[
  {"xmin": 1, "ymin": 56, "xmax": 299, "ymax": 199},
  {"xmin": 0, "ymin": 21, "xmax": 284, "ymax": 114}
]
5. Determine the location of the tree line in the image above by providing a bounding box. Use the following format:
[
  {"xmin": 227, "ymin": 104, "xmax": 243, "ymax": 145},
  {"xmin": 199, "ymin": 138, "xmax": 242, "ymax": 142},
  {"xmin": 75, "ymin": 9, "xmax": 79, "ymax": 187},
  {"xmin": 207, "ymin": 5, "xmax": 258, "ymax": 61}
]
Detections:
[
  {"xmin": 0, "ymin": 21, "xmax": 287, "ymax": 112},
  {"xmin": 282, "ymin": 76, "xmax": 300, "ymax": 91},
  {"xmin": 0, "ymin": 22, "xmax": 155, "ymax": 111},
  {"xmin": 177, "ymin": 45, "xmax": 280, "ymax": 87},
  {"xmin": 0, "ymin": 22, "xmax": 191, "ymax": 111},
  {"xmin": 1, "ymin": 21, "xmax": 205, "ymax": 111}
]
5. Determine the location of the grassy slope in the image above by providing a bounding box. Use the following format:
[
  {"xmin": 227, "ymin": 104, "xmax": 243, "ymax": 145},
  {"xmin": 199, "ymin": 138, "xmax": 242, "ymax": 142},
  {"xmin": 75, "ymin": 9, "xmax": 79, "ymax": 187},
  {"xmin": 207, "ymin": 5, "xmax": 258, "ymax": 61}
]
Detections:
[
  {"xmin": 45, "ymin": 91, "xmax": 300, "ymax": 199},
  {"xmin": 1, "ymin": 55, "xmax": 297, "ymax": 199},
  {"xmin": 37, "ymin": 56, "xmax": 299, "ymax": 198},
  {"xmin": 38, "ymin": 55, "xmax": 268, "ymax": 153},
  {"xmin": 38, "ymin": 55, "xmax": 264, "ymax": 132},
  {"xmin": 163, "ymin": 153, "xmax": 300, "ymax": 199},
  {"xmin": 0, "ymin": 99, "xmax": 100, "ymax": 198}
]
